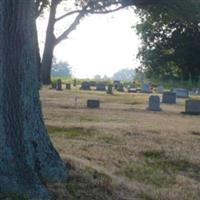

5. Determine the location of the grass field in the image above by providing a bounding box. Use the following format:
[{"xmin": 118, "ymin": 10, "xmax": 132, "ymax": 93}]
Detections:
[{"xmin": 40, "ymin": 86, "xmax": 200, "ymax": 200}]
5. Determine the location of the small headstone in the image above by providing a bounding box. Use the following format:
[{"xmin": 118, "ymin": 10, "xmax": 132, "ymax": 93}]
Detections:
[
  {"xmin": 162, "ymin": 92, "xmax": 176, "ymax": 104},
  {"xmin": 66, "ymin": 83, "xmax": 71, "ymax": 90},
  {"xmin": 80, "ymin": 82, "xmax": 91, "ymax": 90},
  {"xmin": 87, "ymin": 100, "xmax": 100, "ymax": 109},
  {"xmin": 128, "ymin": 88, "xmax": 137, "ymax": 93},
  {"xmin": 113, "ymin": 80, "xmax": 121, "ymax": 89},
  {"xmin": 156, "ymin": 85, "xmax": 164, "ymax": 94},
  {"xmin": 56, "ymin": 79, "xmax": 62, "ymax": 91},
  {"xmin": 173, "ymin": 88, "xmax": 189, "ymax": 98},
  {"xmin": 107, "ymin": 85, "xmax": 113, "ymax": 94},
  {"xmin": 148, "ymin": 95, "xmax": 162, "ymax": 111},
  {"xmin": 190, "ymin": 88, "xmax": 200, "ymax": 96},
  {"xmin": 116, "ymin": 84, "xmax": 124, "ymax": 92},
  {"xmin": 96, "ymin": 83, "xmax": 106, "ymax": 91},
  {"xmin": 141, "ymin": 84, "xmax": 152, "ymax": 93},
  {"xmin": 185, "ymin": 100, "xmax": 200, "ymax": 115}
]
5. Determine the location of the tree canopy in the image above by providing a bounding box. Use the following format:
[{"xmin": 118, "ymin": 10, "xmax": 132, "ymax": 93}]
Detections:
[{"xmin": 135, "ymin": 0, "xmax": 200, "ymax": 82}]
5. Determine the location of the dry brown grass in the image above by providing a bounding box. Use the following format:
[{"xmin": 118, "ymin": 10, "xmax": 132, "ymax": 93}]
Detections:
[{"xmin": 7, "ymin": 86, "xmax": 200, "ymax": 200}]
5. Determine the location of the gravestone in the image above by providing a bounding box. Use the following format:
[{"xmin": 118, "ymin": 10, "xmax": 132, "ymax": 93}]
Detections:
[
  {"xmin": 113, "ymin": 80, "xmax": 121, "ymax": 89},
  {"xmin": 107, "ymin": 85, "xmax": 113, "ymax": 94},
  {"xmin": 56, "ymin": 79, "xmax": 62, "ymax": 90},
  {"xmin": 148, "ymin": 95, "xmax": 162, "ymax": 111},
  {"xmin": 162, "ymin": 92, "xmax": 176, "ymax": 104},
  {"xmin": 80, "ymin": 82, "xmax": 91, "ymax": 90},
  {"xmin": 128, "ymin": 88, "xmax": 137, "ymax": 93},
  {"xmin": 185, "ymin": 100, "xmax": 200, "ymax": 115},
  {"xmin": 87, "ymin": 100, "xmax": 100, "ymax": 109},
  {"xmin": 173, "ymin": 88, "xmax": 189, "ymax": 98},
  {"xmin": 141, "ymin": 83, "xmax": 152, "ymax": 93},
  {"xmin": 190, "ymin": 88, "xmax": 200, "ymax": 96},
  {"xmin": 116, "ymin": 84, "xmax": 124, "ymax": 92},
  {"xmin": 156, "ymin": 85, "xmax": 164, "ymax": 94},
  {"xmin": 96, "ymin": 83, "xmax": 106, "ymax": 91},
  {"xmin": 66, "ymin": 83, "xmax": 71, "ymax": 90}
]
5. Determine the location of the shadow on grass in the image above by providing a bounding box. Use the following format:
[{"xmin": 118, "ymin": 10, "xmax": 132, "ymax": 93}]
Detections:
[
  {"xmin": 47, "ymin": 163, "xmax": 118, "ymax": 200},
  {"xmin": 117, "ymin": 150, "xmax": 200, "ymax": 187}
]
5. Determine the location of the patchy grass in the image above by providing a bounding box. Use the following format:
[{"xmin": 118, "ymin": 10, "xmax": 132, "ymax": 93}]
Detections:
[
  {"xmin": 38, "ymin": 87, "xmax": 200, "ymax": 200},
  {"xmin": 47, "ymin": 125, "xmax": 96, "ymax": 139},
  {"xmin": 117, "ymin": 150, "xmax": 200, "ymax": 187},
  {"xmin": 98, "ymin": 135, "xmax": 124, "ymax": 145}
]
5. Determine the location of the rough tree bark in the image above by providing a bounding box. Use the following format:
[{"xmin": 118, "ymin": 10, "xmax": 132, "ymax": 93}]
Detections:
[{"xmin": 0, "ymin": 0, "xmax": 68, "ymax": 199}]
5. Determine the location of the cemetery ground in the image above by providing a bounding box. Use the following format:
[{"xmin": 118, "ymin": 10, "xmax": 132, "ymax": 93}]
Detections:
[{"xmin": 41, "ymin": 86, "xmax": 200, "ymax": 200}]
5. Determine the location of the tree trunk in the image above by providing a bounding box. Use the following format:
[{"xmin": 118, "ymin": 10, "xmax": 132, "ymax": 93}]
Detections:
[
  {"xmin": 41, "ymin": 0, "xmax": 58, "ymax": 85},
  {"xmin": 0, "ymin": 1, "xmax": 68, "ymax": 199},
  {"xmin": 36, "ymin": 27, "xmax": 42, "ymax": 85},
  {"xmin": 41, "ymin": 38, "xmax": 55, "ymax": 85}
]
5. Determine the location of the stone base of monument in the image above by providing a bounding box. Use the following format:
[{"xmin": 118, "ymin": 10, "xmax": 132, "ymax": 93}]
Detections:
[
  {"xmin": 87, "ymin": 100, "xmax": 100, "ymax": 109},
  {"xmin": 147, "ymin": 95, "xmax": 162, "ymax": 111},
  {"xmin": 183, "ymin": 100, "xmax": 200, "ymax": 115}
]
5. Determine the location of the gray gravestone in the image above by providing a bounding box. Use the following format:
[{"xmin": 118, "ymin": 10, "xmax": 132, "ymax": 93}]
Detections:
[
  {"xmin": 96, "ymin": 83, "xmax": 106, "ymax": 91},
  {"xmin": 190, "ymin": 88, "xmax": 200, "ymax": 96},
  {"xmin": 87, "ymin": 100, "xmax": 100, "ymax": 109},
  {"xmin": 66, "ymin": 83, "xmax": 71, "ymax": 90},
  {"xmin": 156, "ymin": 85, "xmax": 164, "ymax": 94},
  {"xmin": 107, "ymin": 85, "xmax": 113, "ymax": 94},
  {"xmin": 56, "ymin": 79, "xmax": 62, "ymax": 90},
  {"xmin": 148, "ymin": 95, "xmax": 161, "ymax": 111},
  {"xmin": 173, "ymin": 88, "xmax": 189, "ymax": 98},
  {"xmin": 162, "ymin": 92, "xmax": 176, "ymax": 104},
  {"xmin": 116, "ymin": 84, "xmax": 124, "ymax": 92},
  {"xmin": 113, "ymin": 80, "xmax": 121, "ymax": 89},
  {"xmin": 141, "ymin": 84, "xmax": 152, "ymax": 93},
  {"xmin": 80, "ymin": 82, "xmax": 91, "ymax": 90},
  {"xmin": 185, "ymin": 100, "xmax": 200, "ymax": 115}
]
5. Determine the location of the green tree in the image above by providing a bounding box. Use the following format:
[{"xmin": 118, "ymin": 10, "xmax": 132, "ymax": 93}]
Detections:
[
  {"xmin": 135, "ymin": 0, "xmax": 200, "ymax": 82},
  {"xmin": 51, "ymin": 61, "xmax": 72, "ymax": 77},
  {"xmin": 113, "ymin": 68, "xmax": 135, "ymax": 81}
]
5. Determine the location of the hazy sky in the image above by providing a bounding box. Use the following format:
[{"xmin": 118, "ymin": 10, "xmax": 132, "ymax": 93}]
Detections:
[{"xmin": 37, "ymin": 7, "xmax": 141, "ymax": 78}]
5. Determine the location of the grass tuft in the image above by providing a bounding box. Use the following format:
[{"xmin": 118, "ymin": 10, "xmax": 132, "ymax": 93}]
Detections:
[{"xmin": 47, "ymin": 125, "xmax": 96, "ymax": 139}]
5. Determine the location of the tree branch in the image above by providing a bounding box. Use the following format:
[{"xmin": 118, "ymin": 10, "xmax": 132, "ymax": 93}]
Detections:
[
  {"xmin": 55, "ymin": 10, "xmax": 82, "ymax": 22},
  {"xmin": 88, "ymin": 5, "xmax": 127, "ymax": 14},
  {"xmin": 55, "ymin": 9, "xmax": 87, "ymax": 46}
]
